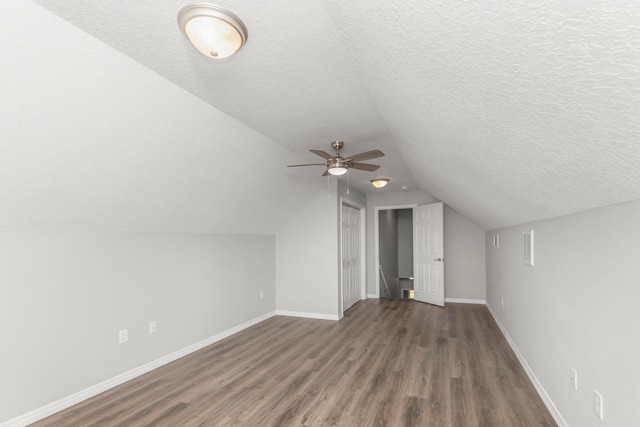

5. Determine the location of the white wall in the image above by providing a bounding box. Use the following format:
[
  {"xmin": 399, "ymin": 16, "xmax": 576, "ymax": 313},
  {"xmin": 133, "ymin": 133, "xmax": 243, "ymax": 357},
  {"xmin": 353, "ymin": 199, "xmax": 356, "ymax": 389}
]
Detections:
[
  {"xmin": 276, "ymin": 180, "xmax": 340, "ymax": 318},
  {"xmin": 338, "ymin": 180, "xmax": 367, "ymax": 207},
  {"xmin": 444, "ymin": 206, "xmax": 486, "ymax": 301},
  {"xmin": 0, "ymin": 0, "xmax": 317, "ymax": 235},
  {"xmin": 366, "ymin": 190, "xmax": 486, "ymax": 300},
  {"xmin": 486, "ymin": 200, "xmax": 640, "ymax": 426},
  {"xmin": 0, "ymin": 228, "xmax": 275, "ymax": 424},
  {"xmin": 275, "ymin": 180, "xmax": 366, "ymax": 319}
]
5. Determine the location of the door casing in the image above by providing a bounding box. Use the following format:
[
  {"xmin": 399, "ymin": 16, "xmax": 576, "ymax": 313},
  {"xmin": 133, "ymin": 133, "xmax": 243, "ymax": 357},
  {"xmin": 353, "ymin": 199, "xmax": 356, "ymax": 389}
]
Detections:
[{"xmin": 373, "ymin": 204, "xmax": 417, "ymax": 298}]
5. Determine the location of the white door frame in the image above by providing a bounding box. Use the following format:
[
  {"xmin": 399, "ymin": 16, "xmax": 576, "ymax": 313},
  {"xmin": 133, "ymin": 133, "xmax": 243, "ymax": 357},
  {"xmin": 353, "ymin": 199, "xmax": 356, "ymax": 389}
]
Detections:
[
  {"xmin": 373, "ymin": 204, "xmax": 418, "ymax": 298},
  {"xmin": 339, "ymin": 198, "xmax": 366, "ymax": 318}
]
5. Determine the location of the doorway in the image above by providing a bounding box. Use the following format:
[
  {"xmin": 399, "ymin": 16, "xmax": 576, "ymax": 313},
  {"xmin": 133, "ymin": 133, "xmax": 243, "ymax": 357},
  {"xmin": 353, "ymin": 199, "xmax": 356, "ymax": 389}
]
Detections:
[
  {"xmin": 375, "ymin": 202, "xmax": 445, "ymax": 306},
  {"xmin": 378, "ymin": 208, "xmax": 414, "ymax": 298}
]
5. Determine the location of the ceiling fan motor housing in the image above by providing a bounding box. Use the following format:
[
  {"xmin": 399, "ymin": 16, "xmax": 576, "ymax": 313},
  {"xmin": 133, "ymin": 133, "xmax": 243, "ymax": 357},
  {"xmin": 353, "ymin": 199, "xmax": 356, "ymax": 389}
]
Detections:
[{"xmin": 329, "ymin": 157, "xmax": 348, "ymax": 168}]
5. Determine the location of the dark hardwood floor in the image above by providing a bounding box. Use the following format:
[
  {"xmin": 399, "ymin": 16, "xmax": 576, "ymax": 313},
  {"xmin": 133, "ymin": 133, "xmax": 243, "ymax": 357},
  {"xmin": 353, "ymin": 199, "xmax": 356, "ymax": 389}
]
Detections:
[{"xmin": 32, "ymin": 299, "xmax": 556, "ymax": 426}]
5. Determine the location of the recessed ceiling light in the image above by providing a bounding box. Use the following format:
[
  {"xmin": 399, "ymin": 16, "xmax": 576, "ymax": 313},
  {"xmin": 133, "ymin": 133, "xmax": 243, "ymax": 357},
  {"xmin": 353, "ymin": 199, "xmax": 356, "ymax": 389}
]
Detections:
[
  {"xmin": 177, "ymin": 4, "xmax": 248, "ymax": 59},
  {"xmin": 371, "ymin": 179, "xmax": 389, "ymax": 188}
]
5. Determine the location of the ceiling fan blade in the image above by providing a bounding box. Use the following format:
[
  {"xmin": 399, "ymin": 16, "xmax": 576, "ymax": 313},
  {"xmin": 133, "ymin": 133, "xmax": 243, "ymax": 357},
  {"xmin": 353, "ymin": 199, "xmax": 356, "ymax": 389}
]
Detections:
[
  {"xmin": 351, "ymin": 162, "xmax": 380, "ymax": 171},
  {"xmin": 346, "ymin": 149, "xmax": 385, "ymax": 162},
  {"xmin": 310, "ymin": 149, "xmax": 335, "ymax": 160},
  {"xmin": 287, "ymin": 163, "xmax": 325, "ymax": 167}
]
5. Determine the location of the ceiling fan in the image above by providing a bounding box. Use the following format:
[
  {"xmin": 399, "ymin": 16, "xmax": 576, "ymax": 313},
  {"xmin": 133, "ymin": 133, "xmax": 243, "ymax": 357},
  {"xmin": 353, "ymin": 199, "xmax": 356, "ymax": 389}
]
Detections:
[{"xmin": 288, "ymin": 141, "xmax": 385, "ymax": 176}]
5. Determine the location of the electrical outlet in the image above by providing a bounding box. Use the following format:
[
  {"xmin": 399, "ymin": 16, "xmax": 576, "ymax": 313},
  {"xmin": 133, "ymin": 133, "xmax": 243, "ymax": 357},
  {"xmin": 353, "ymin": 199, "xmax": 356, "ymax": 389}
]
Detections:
[
  {"xmin": 259, "ymin": 290, "xmax": 264, "ymax": 299},
  {"xmin": 593, "ymin": 389, "xmax": 604, "ymax": 420},
  {"xmin": 570, "ymin": 368, "xmax": 577, "ymax": 390},
  {"xmin": 119, "ymin": 329, "xmax": 128, "ymax": 344},
  {"xmin": 149, "ymin": 321, "xmax": 157, "ymax": 334}
]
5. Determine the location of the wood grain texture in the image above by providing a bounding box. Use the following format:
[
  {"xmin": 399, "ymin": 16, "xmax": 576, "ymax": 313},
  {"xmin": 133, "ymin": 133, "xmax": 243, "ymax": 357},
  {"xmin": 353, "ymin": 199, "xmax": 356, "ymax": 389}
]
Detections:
[{"xmin": 31, "ymin": 300, "xmax": 556, "ymax": 426}]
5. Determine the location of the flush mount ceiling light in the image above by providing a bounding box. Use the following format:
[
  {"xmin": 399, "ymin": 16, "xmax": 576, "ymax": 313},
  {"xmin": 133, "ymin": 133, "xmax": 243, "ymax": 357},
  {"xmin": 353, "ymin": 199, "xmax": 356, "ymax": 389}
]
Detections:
[
  {"xmin": 177, "ymin": 4, "xmax": 248, "ymax": 59},
  {"xmin": 371, "ymin": 179, "xmax": 389, "ymax": 188}
]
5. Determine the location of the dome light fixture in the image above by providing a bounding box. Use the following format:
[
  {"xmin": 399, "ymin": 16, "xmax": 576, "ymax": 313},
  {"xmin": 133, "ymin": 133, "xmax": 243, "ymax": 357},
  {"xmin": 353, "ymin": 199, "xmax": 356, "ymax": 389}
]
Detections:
[
  {"xmin": 177, "ymin": 4, "xmax": 248, "ymax": 59},
  {"xmin": 328, "ymin": 167, "xmax": 348, "ymax": 176},
  {"xmin": 328, "ymin": 159, "xmax": 348, "ymax": 176},
  {"xmin": 371, "ymin": 178, "xmax": 389, "ymax": 188}
]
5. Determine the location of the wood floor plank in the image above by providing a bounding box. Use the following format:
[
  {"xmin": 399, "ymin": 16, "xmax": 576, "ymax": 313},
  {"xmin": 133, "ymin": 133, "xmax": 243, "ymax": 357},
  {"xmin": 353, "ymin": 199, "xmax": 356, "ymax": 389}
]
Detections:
[{"xmin": 31, "ymin": 299, "xmax": 557, "ymax": 427}]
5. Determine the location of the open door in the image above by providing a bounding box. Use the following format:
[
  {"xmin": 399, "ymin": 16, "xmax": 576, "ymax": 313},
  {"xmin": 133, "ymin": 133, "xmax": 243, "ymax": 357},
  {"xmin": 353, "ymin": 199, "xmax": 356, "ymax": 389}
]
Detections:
[{"xmin": 413, "ymin": 202, "xmax": 444, "ymax": 306}]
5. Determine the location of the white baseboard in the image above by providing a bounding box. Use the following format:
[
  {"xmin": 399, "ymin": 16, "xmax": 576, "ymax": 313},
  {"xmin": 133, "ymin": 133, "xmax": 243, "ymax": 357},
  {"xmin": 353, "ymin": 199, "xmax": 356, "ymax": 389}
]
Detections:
[
  {"xmin": 1, "ymin": 311, "xmax": 276, "ymax": 427},
  {"xmin": 445, "ymin": 297, "xmax": 486, "ymax": 304},
  {"xmin": 366, "ymin": 296, "xmax": 483, "ymax": 303},
  {"xmin": 4, "ymin": 305, "xmax": 565, "ymax": 427},
  {"xmin": 485, "ymin": 304, "xmax": 567, "ymax": 427},
  {"xmin": 275, "ymin": 310, "xmax": 339, "ymax": 321}
]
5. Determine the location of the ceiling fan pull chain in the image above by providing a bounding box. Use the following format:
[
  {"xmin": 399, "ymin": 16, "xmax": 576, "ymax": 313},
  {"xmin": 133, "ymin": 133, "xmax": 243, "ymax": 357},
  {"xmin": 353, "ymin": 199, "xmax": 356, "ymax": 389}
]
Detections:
[
  {"xmin": 347, "ymin": 169, "xmax": 350, "ymax": 194},
  {"xmin": 327, "ymin": 173, "xmax": 330, "ymax": 197}
]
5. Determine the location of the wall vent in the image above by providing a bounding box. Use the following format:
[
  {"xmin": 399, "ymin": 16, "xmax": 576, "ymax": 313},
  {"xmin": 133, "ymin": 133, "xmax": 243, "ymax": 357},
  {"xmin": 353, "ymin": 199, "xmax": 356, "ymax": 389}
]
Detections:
[{"xmin": 524, "ymin": 230, "xmax": 534, "ymax": 266}]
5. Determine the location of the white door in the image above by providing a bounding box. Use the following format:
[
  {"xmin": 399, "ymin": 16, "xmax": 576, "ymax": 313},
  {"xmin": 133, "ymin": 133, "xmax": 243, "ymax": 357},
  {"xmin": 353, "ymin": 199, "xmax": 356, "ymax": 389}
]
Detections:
[
  {"xmin": 342, "ymin": 204, "xmax": 361, "ymax": 311},
  {"xmin": 413, "ymin": 202, "xmax": 445, "ymax": 306}
]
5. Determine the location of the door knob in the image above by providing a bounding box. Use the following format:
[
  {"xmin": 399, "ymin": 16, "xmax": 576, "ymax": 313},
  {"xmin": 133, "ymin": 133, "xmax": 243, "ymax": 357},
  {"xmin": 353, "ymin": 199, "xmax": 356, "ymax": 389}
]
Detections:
[{"xmin": 434, "ymin": 257, "xmax": 443, "ymax": 262}]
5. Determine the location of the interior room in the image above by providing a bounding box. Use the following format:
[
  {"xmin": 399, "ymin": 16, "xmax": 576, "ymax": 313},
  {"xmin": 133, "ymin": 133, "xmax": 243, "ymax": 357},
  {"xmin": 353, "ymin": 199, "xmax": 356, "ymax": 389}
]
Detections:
[{"xmin": 2, "ymin": 1, "xmax": 639, "ymax": 426}]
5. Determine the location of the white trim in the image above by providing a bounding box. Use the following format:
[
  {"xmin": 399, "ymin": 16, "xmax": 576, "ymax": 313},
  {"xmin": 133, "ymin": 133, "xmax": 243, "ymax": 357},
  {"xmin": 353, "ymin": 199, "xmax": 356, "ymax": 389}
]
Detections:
[
  {"xmin": 359, "ymin": 207, "xmax": 367, "ymax": 301},
  {"xmin": 1, "ymin": 311, "xmax": 276, "ymax": 427},
  {"xmin": 485, "ymin": 303, "xmax": 568, "ymax": 427},
  {"xmin": 367, "ymin": 293, "xmax": 379, "ymax": 299},
  {"xmin": 445, "ymin": 298, "xmax": 486, "ymax": 304},
  {"xmin": 275, "ymin": 310, "xmax": 340, "ymax": 321},
  {"xmin": 339, "ymin": 201, "xmax": 344, "ymax": 315},
  {"xmin": 374, "ymin": 204, "xmax": 418, "ymax": 299},
  {"xmin": 339, "ymin": 198, "xmax": 366, "ymax": 318}
]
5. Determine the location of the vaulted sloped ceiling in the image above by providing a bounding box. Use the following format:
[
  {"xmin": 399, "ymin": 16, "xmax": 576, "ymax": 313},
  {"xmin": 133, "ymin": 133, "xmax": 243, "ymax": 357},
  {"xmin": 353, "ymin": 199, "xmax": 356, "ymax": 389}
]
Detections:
[
  {"xmin": 1, "ymin": 1, "xmax": 322, "ymax": 234},
  {"xmin": 13, "ymin": 0, "xmax": 640, "ymax": 230},
  {"xmin": 325, "ymin": 0, "xmax": 640, "ymax": 229}
]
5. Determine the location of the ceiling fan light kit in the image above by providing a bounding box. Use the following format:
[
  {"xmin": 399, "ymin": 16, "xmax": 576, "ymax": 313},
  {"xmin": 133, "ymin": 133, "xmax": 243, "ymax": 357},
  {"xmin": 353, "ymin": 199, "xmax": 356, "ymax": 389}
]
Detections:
[
  {"xmin": 288, "ymin": 141, "xmax": 385, "ymax": 177},
  {"xmin": 328, "ymin": 158, "xmax": 348, "ymax": 176},
  {"xmin": 177, "ymin": 3, "xmax": 248, "ymax": 59},
  {"xmin": 371, "ymin": 179, "xmax": 389, "ymax": 188}
]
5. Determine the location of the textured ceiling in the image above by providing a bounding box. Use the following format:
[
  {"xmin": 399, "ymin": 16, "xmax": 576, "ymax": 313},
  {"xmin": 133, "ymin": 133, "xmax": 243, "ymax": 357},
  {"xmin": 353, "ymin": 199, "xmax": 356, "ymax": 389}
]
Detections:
[
  {"xmin": 31, "ymin": 0, "xmax": 415, "ymax": 195},
  {"xmin": 15, "ymin": 0, "xmax": 640, "ymax": 230},
  {"xmin": 324, "ymin": 0, "xmax": 640, "ymax": 229}
]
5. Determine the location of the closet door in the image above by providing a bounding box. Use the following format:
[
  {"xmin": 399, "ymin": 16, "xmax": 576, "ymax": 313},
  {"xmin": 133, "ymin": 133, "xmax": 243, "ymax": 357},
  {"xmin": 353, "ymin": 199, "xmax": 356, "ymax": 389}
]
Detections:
[{"xmin": 342, "ymin": 204, "xmax": 360, "ymax": 311}]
